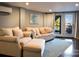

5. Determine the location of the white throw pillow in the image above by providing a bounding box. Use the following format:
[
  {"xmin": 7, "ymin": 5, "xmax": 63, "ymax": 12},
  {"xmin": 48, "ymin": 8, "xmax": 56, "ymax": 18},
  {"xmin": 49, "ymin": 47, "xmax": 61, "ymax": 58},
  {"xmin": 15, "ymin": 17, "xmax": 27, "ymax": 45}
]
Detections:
[
  {"xmin": 1, "ymin": 28, "xmax": 13, "ymax": 36},
  {"xmin": 12, "ymin": 29, "xmax": 23, "ymax": 38},
  {"xmin": 35, "ymin": 28, "xmax": 41, "ymax": 35}
]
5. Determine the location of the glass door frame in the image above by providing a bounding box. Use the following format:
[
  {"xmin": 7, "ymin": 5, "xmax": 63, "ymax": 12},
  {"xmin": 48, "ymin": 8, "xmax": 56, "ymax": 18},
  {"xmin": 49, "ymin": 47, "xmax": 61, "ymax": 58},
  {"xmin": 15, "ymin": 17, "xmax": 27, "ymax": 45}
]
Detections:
[{"xmin": 64, "ymin": 13, "xmax": 76, "ymax": 37}]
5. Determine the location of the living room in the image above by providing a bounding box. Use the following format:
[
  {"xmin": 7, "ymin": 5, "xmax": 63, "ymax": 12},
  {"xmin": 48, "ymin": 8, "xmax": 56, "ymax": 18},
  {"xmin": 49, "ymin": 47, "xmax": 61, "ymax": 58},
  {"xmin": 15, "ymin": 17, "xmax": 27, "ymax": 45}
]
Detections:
[{"xmin": 0, "ymin": 2, "xmax": 79, "ymax": 57}]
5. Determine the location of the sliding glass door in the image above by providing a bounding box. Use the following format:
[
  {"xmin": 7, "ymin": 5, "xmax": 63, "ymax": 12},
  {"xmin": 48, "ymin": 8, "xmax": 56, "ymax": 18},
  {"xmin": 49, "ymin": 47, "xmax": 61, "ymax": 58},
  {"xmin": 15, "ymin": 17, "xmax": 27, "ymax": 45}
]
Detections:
[
  {"xmin": 64, "ymin": 13, "xmax": 75, "ymax": 37},
  {"xmin": 54, "ymin": 15, "xmax": 61, "ymax": 34},
  {"xmin": 54, "ymin": 13, "xmax": 75, "ymax": 37},
  {"xmin": 65, "ymin": 14, "xmax": 73, "ymax": 34}
]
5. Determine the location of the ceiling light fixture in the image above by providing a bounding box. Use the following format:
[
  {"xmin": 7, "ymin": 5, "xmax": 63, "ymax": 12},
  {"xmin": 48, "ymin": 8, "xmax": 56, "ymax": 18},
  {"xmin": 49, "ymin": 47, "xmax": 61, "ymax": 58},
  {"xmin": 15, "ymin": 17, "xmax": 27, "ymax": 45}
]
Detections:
[
  {"xmin": 49, "ymin": 9, "xmax": 52, "ymax": 12},
  {"xmin": 26, "ymin": 2, "xmax": 29, "ymax": 6},
  {"xmin": 75, "ymin": 3, "xmax": 79, "ymax": 7}
]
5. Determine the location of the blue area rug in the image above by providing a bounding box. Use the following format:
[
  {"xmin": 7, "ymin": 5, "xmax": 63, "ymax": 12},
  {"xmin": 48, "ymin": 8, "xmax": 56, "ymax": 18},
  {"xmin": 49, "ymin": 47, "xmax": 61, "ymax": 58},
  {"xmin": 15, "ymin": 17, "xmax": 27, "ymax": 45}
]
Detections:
[{"xmin": 43, "ymin": 38, "xmax": 72, "ymax": 57}]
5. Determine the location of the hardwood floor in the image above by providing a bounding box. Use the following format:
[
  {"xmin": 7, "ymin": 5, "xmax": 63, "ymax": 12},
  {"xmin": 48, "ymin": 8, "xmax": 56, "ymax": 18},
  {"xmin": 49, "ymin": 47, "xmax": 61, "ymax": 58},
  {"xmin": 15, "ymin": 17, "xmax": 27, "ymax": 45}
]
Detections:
[{"xmin": 59, "ymin": 38, "xmax": 79, "ymax": 57}]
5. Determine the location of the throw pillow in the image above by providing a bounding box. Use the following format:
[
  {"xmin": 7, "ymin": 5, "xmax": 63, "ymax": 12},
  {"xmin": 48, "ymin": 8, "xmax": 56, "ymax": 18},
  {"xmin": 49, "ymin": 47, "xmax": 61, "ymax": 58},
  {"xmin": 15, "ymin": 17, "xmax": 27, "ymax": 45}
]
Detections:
[
  {"xmin": 23, "ymin": 31, "xmax": 32, "ymax": 37},
  {"xmin": 1, "ymin": 28, "xmax": 13, "ymax": 36},
  {"xmin": 39, "ymin": 27, "xmax": 47, "ymax": 34},
  {"xmin": 35, "ymin": 28, "xmax": 41, "ymax": 35},
  {"xmin": 45, "ymin": 27, "xmax": 53, "ymax": 33},
  {"xmin": 25, "ymin": 27, "xmax": 33, "ymax": 31},
  {"xmin": 12, "ymin": 29, "xmax": 23, "ymax": 38}
]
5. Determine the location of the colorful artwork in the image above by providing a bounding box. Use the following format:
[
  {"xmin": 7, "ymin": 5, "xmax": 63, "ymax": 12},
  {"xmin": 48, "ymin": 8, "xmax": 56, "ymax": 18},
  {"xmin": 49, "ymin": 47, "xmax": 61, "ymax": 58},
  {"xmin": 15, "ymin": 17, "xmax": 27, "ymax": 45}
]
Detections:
[{"xmin": 30, "ymin": 14, "xmax": 38, "ymax": 24}]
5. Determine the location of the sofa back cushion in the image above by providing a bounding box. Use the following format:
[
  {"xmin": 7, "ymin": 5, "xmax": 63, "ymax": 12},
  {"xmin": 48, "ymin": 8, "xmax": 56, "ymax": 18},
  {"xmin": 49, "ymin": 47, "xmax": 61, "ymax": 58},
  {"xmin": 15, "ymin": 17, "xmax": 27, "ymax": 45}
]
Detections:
[
  {"xmin": 12, "ymin": 27, "xmax": 19, "ymax": 30},
  {"xmin": 12, "ymin": 29, "xmax": 23, "ymax": 38},
  {"xmin": 44, "ymin": 27, "xmax": 53, "ymax": 33},
  {"xmin": 24, "ymin": 27, "xmax": 41, "ymax": 36},
  {"xmin": 39, "ymin": 27, "xmax": 47, "ymax": 34},
  {"xmin": 24, "ymin": 27, "xmax": 33, "ymax": 31},
  {"xmin": 0, "ymin": 27, "xmax": 19, "ymax": 36},
  {"xmin": 0, "ymin": 28, "xmax": 13, "ymax": 36},
  {"xmin": 23, "ymin": 27, "xmax": 53, "ymax": 36},
  {"xmin": 0, "ymin": 36, "xmax": 17, "ymax": 42},
  {"xmin": 23, "ymin": 31, "xmax": 32, "ymax": 37},
  {"xmin": 35, "ymin": 28, "xmax": 41, "ymax": 35}
]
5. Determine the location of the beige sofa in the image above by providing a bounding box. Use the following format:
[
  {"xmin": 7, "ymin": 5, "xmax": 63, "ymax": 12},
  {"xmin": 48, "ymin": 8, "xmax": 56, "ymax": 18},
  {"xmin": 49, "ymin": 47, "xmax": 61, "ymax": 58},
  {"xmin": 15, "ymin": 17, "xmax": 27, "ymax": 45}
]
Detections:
[
  {"xmin": 0, "ymin": 27, "xmax": 46, "ymax": 57},
  {"xmin": 23, "ymin": 27, "xmax": 55, "ymax": 41},
  {"xmin": 19, "ymin": 37, "xmax": 45, "ymax": 57},
  {"xmin": 0, "ymin": 27, "xmax": 22, "ymax": 56},
  {"xmin": 0, "ymin": 36, "xmax": 21, "ymax": 56}
]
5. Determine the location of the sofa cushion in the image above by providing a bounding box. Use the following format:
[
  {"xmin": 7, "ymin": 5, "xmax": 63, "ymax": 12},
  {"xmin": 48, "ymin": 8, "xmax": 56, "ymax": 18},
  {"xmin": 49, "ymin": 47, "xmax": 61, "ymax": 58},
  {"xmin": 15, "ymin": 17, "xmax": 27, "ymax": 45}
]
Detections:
[
  {"xmin": 0, "ymin": 28, "xmax": 13, "ymax": 36},
  {"xmin": 44, "ymin": 27, "xmax": 53, "ymax": 33},
  {"xmin": 0, "ymin": 27, "xmax": 19, "ymax": 36},
  {"xmin": 25, "ymin": 27, "xmax": 33, "ymax": 31},
  {"xmin": 23, "ymin": 31, "xmax": 32, "ymax": 37},
  {"xmin": 19, "ymin": 37, "xmax": 32, "ymax": 44},
  {"xmin": 0, "ymin": 36, "xmax": 17, "ymax": 42},
  {"xmin": 39, "ymin": 27, "xmax": 47, "ymax": 34},
  {"xmin": 12, "ymin": 29, "xmax": 23, "ymax": 38},
  {"xmin": 18, "ymin": 37, "xmax": 32, "ymax": 48},
  {"xmin": 36, "ymin": 32, "xmax": 54, "ymax": 41},
  {"xmin": 12, "ymin": 27, "xmax": 19, "ymax": 30},
  {"xmin": 35, "ymin": 28, "xmax": 41, "ymax": 35},
  {"xmin": 23, "ymin": 39, "xmax": 45, "ymax": 52}
]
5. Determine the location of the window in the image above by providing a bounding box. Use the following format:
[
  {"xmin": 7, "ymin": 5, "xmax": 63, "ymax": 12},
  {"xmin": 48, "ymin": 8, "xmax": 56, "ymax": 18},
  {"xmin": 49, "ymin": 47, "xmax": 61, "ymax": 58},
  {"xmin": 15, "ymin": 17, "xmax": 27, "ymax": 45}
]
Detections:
[
  {"xmin": 65, "ymin": 14, "xmax": 73, "ymax": 34},
  {"xmin": 55, "ymin": 15, "xmax": 61, "ymax": 34}
]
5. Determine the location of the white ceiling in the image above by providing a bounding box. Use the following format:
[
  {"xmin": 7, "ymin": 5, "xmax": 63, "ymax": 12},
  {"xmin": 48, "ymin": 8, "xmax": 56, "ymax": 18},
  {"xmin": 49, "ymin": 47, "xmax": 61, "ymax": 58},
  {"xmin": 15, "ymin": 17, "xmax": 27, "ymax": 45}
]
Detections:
[{"xmin": 6, "ymin": 2, "xmax": 79, "ymax": 12}]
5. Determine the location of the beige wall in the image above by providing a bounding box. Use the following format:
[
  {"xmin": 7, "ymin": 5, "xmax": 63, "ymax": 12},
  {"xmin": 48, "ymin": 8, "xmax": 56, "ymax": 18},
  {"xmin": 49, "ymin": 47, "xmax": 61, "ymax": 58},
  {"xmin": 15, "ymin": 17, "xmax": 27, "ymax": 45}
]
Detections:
[
  {"xmin": 76, "ymin": 12, "xmax": 79, "ymax": 39},
  {"xmin": 20, "ymin": 8, "xmax": 44, "ymax": 29},
  {"xmin": 0, "ymin": 7, "xmax": 54, "ymax": 29},
  {"xmin": 20, "ymin": 8, "xmax": 26, "ymax": 28},
  {"xmin": 43, "ymin": 14, "xmax": 55, "ymax": 28},
  {"xmin": 0, "ymin": 5, "xmax": 55, "ymax": 29},
  {"xmin": 0, "ymin": 7, "xmax": 19, "ymax": 28},
  {"xmin": 20, "ymin": 8, "xmax": 55, "ymax": 29}
]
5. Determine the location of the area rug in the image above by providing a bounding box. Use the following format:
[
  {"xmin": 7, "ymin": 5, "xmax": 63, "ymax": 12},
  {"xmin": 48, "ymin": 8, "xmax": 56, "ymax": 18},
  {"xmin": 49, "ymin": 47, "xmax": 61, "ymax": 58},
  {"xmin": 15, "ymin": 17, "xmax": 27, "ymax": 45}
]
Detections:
[{"xmin": 43, "ymin": 38, "xmax": 72, "ymax": 57}]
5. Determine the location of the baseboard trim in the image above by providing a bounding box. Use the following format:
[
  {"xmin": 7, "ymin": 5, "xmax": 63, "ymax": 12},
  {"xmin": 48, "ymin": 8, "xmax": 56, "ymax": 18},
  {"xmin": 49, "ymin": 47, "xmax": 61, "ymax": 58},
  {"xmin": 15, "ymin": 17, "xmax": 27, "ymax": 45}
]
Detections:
[
  {"xmin": 0, "ymin": 54, "xmax": 13, "ymax": 57},
  {"xmin": 55, "ymin": 36, "xmax": 75, "ymax": 39},
  {"xmin": 46, "ymin": 38, "xmax": 54, "ymax": 42}
]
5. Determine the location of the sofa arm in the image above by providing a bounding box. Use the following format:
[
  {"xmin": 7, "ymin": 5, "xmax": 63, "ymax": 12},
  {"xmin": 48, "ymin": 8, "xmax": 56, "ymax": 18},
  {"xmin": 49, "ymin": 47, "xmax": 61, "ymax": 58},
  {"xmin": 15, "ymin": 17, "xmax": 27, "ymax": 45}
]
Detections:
[
  {"xmin": 23, "ymin": 31, "xmax": 32, "ymax": 37},
  {"xmin": 0, "ymin": 36, "xmax": 17, "ymax": 43}
]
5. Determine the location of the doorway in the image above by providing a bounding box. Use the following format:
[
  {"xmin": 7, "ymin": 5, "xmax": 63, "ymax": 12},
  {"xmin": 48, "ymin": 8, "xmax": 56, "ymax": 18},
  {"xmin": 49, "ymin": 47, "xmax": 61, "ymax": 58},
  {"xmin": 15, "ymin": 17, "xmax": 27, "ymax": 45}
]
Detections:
[
  {"xmin": 54, "ymin": 13, "xmax": 76, "ymax": 37},
  {"xmin": 64, "ymin": 13, "xmax": 75, "ymax": 37},
  {"xmin": 54, "ymin": 15, "xmax": 61, "ymax": 34}
]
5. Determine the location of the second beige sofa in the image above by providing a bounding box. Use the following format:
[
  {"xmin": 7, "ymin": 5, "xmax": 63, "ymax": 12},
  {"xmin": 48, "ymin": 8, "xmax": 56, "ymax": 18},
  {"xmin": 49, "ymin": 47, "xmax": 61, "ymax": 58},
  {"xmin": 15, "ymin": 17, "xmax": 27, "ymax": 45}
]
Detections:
[{"xmin": 23, "ymin": 27, "xmax": 55, "ymax": 41}]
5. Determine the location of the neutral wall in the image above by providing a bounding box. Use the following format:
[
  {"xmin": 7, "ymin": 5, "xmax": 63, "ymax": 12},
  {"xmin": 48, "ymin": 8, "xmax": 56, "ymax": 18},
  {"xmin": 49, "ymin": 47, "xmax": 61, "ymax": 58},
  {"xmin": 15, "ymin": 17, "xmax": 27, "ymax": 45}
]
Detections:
[
  {"xmin": 43, "ymin": 14, "xmax": 55, "ymax": 28},
  {"xmin": 76, "ymin": 12, "xmax": 79, "ymax": 39},
  {"xmin": 0, "ymin": 7, "xmax": 54, "ymax": 29},
  {"xmin": 0, "ymin": 7, "xmax": 19, "ymax": 28},
  {"xmin": 20, "ymin": 8, "xmax": 26, "ymax": 28},
  {"xmin": 20, "ymin": 8, "xmax": 44, "ymax": 29}
]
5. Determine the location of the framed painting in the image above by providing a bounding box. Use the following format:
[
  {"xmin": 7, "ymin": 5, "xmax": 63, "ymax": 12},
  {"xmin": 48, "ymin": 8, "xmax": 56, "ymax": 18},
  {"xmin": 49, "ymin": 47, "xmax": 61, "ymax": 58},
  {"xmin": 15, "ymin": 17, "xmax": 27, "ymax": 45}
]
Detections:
[{"xmin": 30, "ymin": 14, "xmax": 39, "ymax": 25}]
